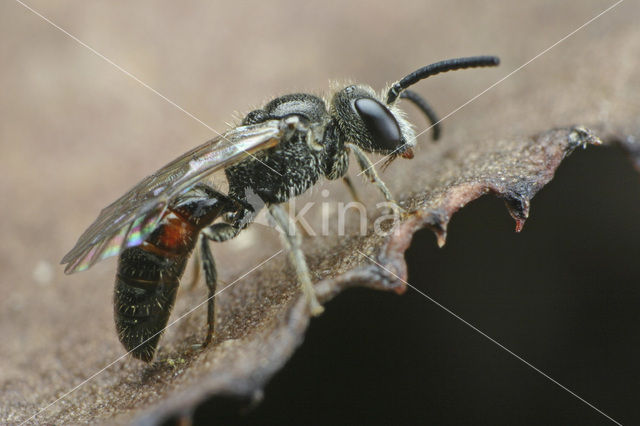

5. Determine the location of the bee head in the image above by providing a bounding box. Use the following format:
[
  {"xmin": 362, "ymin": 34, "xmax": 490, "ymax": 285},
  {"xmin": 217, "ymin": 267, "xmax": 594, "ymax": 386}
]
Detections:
[
  {"xmin": 330, "ymin": 56, "xmax": 500, "ymax": 163},
  {"xmin": 331, "ymin": 84, "xmax": 416, "ymax": 159}
]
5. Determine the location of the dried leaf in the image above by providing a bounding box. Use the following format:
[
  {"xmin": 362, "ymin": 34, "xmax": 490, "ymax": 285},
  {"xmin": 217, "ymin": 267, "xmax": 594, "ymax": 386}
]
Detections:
[{"xmin": 2, "ymin": 1, "xmax": 639, "ymax": 424}]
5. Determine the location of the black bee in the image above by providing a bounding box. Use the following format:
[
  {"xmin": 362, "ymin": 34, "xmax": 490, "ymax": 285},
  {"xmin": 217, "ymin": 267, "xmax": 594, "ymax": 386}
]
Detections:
[{"xmin": 62, "ymin": 56, "xmax": 500, "ymax": 362}]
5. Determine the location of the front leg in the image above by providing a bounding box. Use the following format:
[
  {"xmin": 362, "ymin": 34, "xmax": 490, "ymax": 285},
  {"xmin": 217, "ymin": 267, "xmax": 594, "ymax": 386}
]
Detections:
[
  {"xmin": 268, "ymin": 204, "xmax": 324, "ymax": 316},
  {"xmin": 347, "ymin": 143, "xmax": 395, "ymax": 203}
]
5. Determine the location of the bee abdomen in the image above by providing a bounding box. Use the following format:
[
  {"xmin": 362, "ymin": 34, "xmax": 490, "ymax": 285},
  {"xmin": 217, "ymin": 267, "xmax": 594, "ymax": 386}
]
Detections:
[
  {"xmin": 114, "ymin": 246, "xmax": 188, "ymax": 362},
  {"xmin": 113, "ymin": 186, "xmax": 236, "ymax": 361}
]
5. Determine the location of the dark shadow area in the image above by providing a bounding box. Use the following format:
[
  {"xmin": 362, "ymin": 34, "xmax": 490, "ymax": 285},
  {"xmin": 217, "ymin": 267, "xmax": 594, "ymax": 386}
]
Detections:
[{"xmin": 189, "ymin": 146, "xmax": 640, "ymax": 425}]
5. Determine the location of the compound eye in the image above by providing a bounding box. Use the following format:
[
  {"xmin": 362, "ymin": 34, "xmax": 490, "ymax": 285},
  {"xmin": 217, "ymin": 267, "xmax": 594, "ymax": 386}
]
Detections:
[{"xmin": 354, "ymin": 98, "xmax": 402, "ymax": 151}]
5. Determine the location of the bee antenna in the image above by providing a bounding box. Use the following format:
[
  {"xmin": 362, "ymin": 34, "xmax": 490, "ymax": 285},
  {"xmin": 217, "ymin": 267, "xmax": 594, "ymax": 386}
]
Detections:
[
  {"xmin": 398, "ymin": 90, "xmax": 441, "ymax": 140},
  {"xmin": 386, "ymin": 56, "xmax": 500, "ymax": 104}
]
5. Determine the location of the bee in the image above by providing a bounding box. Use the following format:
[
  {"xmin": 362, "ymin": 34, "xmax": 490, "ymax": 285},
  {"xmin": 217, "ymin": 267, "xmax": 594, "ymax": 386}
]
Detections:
[{"xmin": 61, "ymin": 56, "xmax": 500, "ymax": 362}]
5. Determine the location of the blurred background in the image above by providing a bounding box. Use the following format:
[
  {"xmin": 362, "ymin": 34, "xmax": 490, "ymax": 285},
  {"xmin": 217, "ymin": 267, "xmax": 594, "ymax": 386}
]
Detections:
[{"xmin": 1, "ymin": 1, "xmax": 638, "ymax": 424}]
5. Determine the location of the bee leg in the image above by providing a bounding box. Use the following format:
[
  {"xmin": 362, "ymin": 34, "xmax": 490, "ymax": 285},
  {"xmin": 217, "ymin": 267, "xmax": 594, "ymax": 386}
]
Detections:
[
  {"xmin": 398, "ymin": 90, "xmax": 441, "ymax": 141},
  {"xmin": 197, "ymin": 202, "xmax": 255, "ymax": 346},
  {"xmin": 204, "ymin": 222, "xmax": 242, "ymax": 242},
  {"xmin": 187, "ymin": 240, "xmax": 201, "ymax": 290},
  {"xmin": 347, "ymin": 143, "xmax": 397, "ymax": 205},
  {"xmin": 268, "ymin": 204, "xmax": 324, "ymax": 316},
  {"xmin": 342, "ymin": 176, "xmax": 362, "ymax": 203},
  {"xmin": 203, "ymin": 200, "xmax": 260, "ymax": 242},
  {"xmin": 199, "ymin": 236, "xmax": 217, "ymax": 347}
]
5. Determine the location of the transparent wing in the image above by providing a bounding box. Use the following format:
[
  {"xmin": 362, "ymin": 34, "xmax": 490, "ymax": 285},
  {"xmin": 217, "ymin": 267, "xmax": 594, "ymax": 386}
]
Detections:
[{"xmin": 61, "ymin": 119, "xmax": 288, "ymax": 274}]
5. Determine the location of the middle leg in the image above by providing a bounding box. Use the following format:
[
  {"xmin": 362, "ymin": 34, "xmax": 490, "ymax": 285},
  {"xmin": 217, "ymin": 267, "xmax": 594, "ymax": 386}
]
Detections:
[{"xmin": 268, "ymin": 203, "xmax": 324, "ymax": 316}]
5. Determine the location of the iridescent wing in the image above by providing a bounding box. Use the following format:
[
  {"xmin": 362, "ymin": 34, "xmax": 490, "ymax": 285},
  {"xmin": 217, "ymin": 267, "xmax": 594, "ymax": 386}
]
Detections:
[{"xmin": 61, "ymin": 118, "xmax": 291, "ymax": 274}]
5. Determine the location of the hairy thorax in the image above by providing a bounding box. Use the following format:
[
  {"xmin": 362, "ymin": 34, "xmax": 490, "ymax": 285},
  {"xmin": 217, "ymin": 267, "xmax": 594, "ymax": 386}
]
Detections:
[
  {"xmin": 226, "ymin": 93, "xmax": 339, "ymax": 204},
  {"xmin": 225, "ymin": 132, "xmax": 323, "ymax": 204}
]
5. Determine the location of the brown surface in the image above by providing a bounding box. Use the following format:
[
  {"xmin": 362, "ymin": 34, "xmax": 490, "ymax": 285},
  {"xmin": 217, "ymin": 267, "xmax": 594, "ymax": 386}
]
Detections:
[{"xmin": 1, "ymin": 1, "xmax": 639, "ymax": 424}]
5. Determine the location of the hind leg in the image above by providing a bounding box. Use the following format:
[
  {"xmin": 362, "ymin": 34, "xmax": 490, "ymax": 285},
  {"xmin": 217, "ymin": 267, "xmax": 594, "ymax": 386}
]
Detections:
[
  {"xmin": 197, "ymin": 196, "xmax": 261, "ymax": 345},
  {"xmin": 199, "ymin": 236, "xmax": 218, "ymax": 347}
]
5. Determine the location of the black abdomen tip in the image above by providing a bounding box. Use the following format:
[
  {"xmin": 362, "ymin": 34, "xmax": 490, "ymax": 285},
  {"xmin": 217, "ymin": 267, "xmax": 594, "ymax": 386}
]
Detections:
[{"xmin": 114, "ymin": 247, "xmax": 183, "ymax": 362}]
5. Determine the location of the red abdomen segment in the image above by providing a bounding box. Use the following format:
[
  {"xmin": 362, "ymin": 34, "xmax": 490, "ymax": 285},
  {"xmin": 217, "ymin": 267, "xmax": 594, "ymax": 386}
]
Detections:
[
  {"xmin": 140, "ymin": 209, "xmax": 198, "ymax": 258},
  {"xmin": 114, "ymin": 185, "xmax": 235, "ymax": 361}
]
